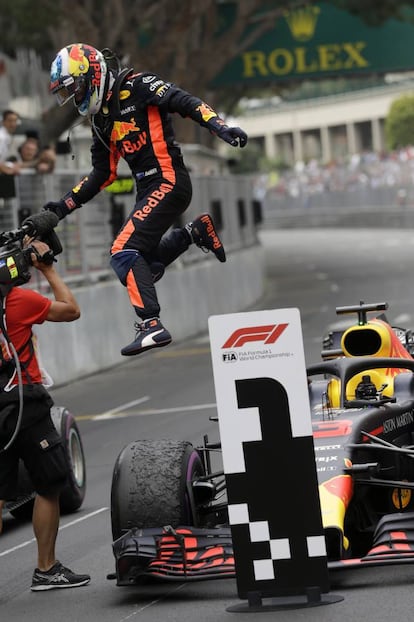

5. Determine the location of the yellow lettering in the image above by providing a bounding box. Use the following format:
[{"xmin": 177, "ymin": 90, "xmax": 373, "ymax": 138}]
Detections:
[
  {"xmin": 343, "ymin": 42, "xmax": 368, "ymax": 68},
  {"xmin": 295, "ymin": 47, "xmax": 318, "ymax": 73},
  {"xmin": 318, "ymin": 44, "xmax": 342, "ymax": 71},
  {"xmin": 240, "ymin": 41, "xmax": 369, "ymax": 79},
  {"xmin": 242, "ymin": 51, "xmax": 269, "ymax": 77},
  {"xmin": 268, "ymin": 49, "xmax": 294, "ymax": 75}
]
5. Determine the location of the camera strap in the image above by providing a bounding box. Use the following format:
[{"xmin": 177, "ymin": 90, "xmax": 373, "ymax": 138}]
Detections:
[{"xmin": 0, "ymin": 292, "xmax": 23, "ymax": 452}]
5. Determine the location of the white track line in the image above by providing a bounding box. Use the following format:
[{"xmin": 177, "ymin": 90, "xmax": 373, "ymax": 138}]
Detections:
[
  {"xmin": 119, "ymin": 584, "xmax": 186, "ymax": 621},
  {"xmin": 0, "ymin": 507, "xmax": 108, "ymax": 557},
  {"xmin": 92, "ymin": 396, "xmax": 150, "ymax": 420},
  {"xmin": 90, "ymin": 402, "xmax": 217, "ymax": 421},
  {"xmin": 393, "ymin": 313, "xmax": 412, "ymax": 324}
]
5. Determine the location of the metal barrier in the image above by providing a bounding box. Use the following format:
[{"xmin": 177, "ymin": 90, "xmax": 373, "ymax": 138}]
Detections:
[{"xmin": 0, "ymin": 169, "xmax": 261, "ymax": 287}]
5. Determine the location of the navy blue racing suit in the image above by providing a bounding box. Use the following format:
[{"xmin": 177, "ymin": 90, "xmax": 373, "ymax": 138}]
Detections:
[{"xmin": 55, "ymin": 70, "xmax": 234, "ymax": 319}]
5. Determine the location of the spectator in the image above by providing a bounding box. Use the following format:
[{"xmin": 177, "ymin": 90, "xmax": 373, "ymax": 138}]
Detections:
[
  {"xmin": 18, "ymin": 137, "xmax": 40, "ymax": 169},
  {"xmin": 0, "ymin": 110, "xmax": 21, "ymax": 176},
  {"xmin": 17, "ymin": 137, "xmax": 56, "ymax": 174},
  {"xmin": 36, "ymin": 145, "xmax": 56, "ymax": 174}
]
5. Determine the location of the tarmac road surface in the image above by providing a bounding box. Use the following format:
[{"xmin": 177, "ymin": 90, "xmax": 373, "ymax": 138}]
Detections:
[{"xmin": 2, "ymin": 228, "xmax": 414, "ymax": 621}]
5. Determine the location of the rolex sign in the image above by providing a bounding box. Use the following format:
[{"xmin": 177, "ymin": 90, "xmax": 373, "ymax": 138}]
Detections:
[{"xmin": 212, "ymin": 2, "xmax": 414, "ymax": 86}]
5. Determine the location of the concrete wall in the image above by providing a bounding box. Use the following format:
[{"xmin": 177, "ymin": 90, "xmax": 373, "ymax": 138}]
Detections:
[{"xmin": 35, "ymin": 244, "xmax": 265, "ymax": 387}]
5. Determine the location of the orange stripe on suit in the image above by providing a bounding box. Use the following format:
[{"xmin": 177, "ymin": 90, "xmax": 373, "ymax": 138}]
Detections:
[
  {"xmin": 111, "ymin": 220, "xmax": 135, "ymax": 254},
  {"xmin": 147, "ymin": 106, "xmax": 176, "ymax": 184},
  {"xmin": 126, "ymin": 270, "xmax": 144, "ymax": 309}
]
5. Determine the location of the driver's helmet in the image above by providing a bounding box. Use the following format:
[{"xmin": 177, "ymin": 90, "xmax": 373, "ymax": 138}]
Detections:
[{"xmin": 50, "ymin": 43, "xmax": 108, "ymax": 116}]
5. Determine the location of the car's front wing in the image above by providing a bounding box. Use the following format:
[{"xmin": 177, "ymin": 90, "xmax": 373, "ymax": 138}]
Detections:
[
  {"xmin": 112, "ymin": 525, "xmax": 235, "ymax": 586},
  {"xmin": 112, "ymin": 514, "xmax": 414, "ymax": 585},
  {"xmin": 330, "ymin": 512, "xmax": 414, "ymax": 570}
]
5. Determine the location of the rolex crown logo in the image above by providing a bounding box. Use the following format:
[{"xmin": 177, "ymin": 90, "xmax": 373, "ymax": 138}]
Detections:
[{"xmin": 284, "ymin": 5, "xmax": 320, "ymax": 42}]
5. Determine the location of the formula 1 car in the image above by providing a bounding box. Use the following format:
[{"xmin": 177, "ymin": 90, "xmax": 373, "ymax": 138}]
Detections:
[
  {"xmin": 3, "ymin": 406, "xmax": 86, "ymax": 520},
  {"xmin": 110, "ymin": 302, "xmax": 414, "ymax": 585}
]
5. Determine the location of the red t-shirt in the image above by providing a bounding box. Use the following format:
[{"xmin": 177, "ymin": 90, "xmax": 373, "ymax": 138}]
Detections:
[{"xmin": 4, "ymin": 287, "xmax": 51, "ymax": 384}]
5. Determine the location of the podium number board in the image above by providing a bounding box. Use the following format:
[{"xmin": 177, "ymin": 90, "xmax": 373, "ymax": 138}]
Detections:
[{"xmin": 208, "ymin": 308, "xmax": 330, "ymax": 600}]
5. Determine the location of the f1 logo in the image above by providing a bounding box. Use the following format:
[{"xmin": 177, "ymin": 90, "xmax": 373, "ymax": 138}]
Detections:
[{"xmin": 222, "ymin": 324, "xmax": 288, "ymax": 348}]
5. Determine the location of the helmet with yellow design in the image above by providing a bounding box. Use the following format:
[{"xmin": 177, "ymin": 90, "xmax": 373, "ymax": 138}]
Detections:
[{"xmin": 50, "ymin": 43, "xmax": 108, "ymax": 116}]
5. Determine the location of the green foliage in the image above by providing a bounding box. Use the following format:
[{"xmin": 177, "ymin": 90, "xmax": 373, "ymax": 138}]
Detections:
[
  {"xmin": 385, "ymin": 94, "xmax": 414, "ymax": 149},
  {"xmin": 333, "ymin": 0, "xmax": 414, "ymax": 25},
  {"xmin": 2, "ymin": 0, "xmax": 414, "ymax": 144},
  {"xmin": 1, "ymin": 1, "xmax": 413, "ymax": 64},
  {"xmin": 0, "ymin": 0, "xmax": 59, "ymax": 58}
]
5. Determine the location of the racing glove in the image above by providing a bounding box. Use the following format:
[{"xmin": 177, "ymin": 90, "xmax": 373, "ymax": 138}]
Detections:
[
  {"xmin": 195, "ymin": 101, "xmax": 248, "ymax": 148},
  {"xmin": 206, "ymin": 115, "xmax": 248, "ymax": 148},
  {"xmin": 43, "ymin": 194, "xmax": 81, "ymax": 220},
  {"xmin": 216, "ymin": 125, "xmax": 248, "ymax": 148}
]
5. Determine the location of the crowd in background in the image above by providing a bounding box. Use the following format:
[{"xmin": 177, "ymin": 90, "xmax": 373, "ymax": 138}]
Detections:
[
  {"xmin": 0, "ymin": 109, "xmax": 56, "ymax": 179},
  {"xmin": 0, "ymin": 108, "xmax": 57, "ymax": 224},
  {"xmin": 256, "ymin": 147, "xmax": 414, "ymax": 207}
]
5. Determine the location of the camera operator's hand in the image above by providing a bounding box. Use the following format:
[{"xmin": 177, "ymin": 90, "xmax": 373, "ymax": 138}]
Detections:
[
  {"xmin": 29, "ymin": 240, "xmax": 80, "ymax": 322},
  {"xmin": 28, "ymin": 240, "xmax": 55, "ymax": 269}
]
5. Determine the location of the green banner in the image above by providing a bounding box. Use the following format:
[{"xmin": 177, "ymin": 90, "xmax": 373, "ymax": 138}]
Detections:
[{"xmin": 211, "ymin": 3, "xmax": 414, "ymax": 87}]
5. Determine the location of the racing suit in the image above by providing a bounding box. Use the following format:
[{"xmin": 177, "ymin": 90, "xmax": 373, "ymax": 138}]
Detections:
[{"xmin": 49, "ymin": 70, "xmax": 238, "ymax": 320}]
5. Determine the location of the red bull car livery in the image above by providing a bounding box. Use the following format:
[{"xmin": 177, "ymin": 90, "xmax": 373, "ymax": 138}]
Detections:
[{"xmin": 109, "ymin": 302, "xmax": 414, "ymax": 585}]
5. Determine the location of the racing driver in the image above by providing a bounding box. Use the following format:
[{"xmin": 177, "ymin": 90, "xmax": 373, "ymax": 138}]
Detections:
[{"xmin": 45, "ymin": 43, "xmax": 248, "ymax": 356}]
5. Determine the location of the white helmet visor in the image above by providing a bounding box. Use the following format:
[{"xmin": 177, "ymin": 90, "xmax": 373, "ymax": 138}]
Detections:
[{"xmin": 52, "ymin": 76, "xmax": 87, "ymax": 108}]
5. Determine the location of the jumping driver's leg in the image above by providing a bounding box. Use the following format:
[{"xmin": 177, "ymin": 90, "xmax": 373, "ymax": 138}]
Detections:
[{"xmin": 110, "ymin": 182, "xmax": 189, "ymax": 356}]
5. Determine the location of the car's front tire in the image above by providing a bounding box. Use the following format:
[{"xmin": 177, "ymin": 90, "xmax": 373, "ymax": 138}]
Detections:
[{"xmin": 110, "ymin": 439, "xmax": 204, "ymax": 541}]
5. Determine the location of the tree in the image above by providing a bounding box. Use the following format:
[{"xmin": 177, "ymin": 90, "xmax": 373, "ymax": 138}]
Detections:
[
  {"xmin": 1, "ymin": 0, "xmax": 414, "ymax": 144},
  {"xmin": 3, "ymin": 0, "xmax": 306, "ymax": 145},
  {"xmin": 385, "ymin": 94, "xmax": 414, "ymax": 150},
  {"xmin": 334, "ymin": 0, "xmax": 414, "ymax": 25}
]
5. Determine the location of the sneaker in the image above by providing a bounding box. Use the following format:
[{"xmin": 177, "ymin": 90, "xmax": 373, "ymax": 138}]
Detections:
[
  {"xmin": 121, "ymin": 318, "xmax": 172, "ymax": 356},
  {"xmin": 31, "ymin": 561, "xmax": 90, "ymax": 591},
  {"xmin": 186, "ymin": 213, "xmax": 226, "ymax": 263}
]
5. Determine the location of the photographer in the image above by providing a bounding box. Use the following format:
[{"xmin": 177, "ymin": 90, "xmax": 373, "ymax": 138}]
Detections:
[{"xmin": 0, "ymin": 237, "xmax": 90, "ymax": 591}]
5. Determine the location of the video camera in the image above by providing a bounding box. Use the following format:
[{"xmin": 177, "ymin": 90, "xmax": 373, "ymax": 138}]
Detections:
[{"xmin": 0, "ymin": 211, "xmax": 62, "ymax": 286}]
